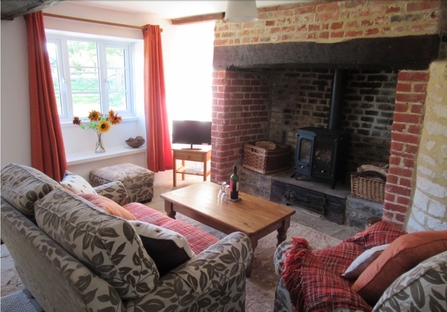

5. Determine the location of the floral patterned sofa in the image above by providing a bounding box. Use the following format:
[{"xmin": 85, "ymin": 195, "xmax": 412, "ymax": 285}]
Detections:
[
  {"xmin": 273, "ymin": 220, "xmax": 447, "ymax": 312},
  {"xmin": 1, "ymin": 163, "xmax": 253, "ymax": 311}
]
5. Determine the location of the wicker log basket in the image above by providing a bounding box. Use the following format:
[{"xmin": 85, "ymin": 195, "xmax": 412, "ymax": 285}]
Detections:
[
  {"xmin": 243, "ymin": 141, "xmax": 292, "ymax": 174},
  {"xmin": 350, "ymin": 163, "xmax": 388, "ymax": 203}
]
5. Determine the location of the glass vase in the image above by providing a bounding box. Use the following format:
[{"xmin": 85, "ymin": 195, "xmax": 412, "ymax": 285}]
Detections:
[{"xmin": 95, "ymin": 132, "xmax": 105, "ymax": 153}]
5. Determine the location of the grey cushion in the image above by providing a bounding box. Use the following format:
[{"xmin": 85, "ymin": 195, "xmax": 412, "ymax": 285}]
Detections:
[
  {"xmin": 1, "ymin": 163, "xmax": 61, "ymax": 218},
  {"xmin": 373, "ymin": 250, "xmax": 447, "ymax": 311},
  {"xmin": 34, "ymin": 188, "xmax": 159, "ymax": 300}
]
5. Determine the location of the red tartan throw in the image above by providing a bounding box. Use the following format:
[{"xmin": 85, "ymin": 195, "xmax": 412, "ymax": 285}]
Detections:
[
  {"xmin": 123, "ymin": 202, "xmax": 218, "ymax": 254},
  {"xmin": 314, "ymin": 221, "xmax": 408, "ymax": 280},
  {"xmin": 281, "ymin": 237, "xmax": 372, "ymax": 312}
]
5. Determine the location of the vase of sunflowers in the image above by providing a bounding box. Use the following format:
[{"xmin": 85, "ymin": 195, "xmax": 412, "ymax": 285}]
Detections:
[{"xmin": 73, "ymin": 109, "xmax": 122, "ymax": 153}]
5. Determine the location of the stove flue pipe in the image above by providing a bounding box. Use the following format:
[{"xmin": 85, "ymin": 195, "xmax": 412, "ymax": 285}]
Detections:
[{"xmin": 327, "ymin": 69, "xmax": 347, "ymax": 131}]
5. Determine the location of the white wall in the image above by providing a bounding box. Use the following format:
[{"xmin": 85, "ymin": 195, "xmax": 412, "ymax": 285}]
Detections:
[
  {"xmin": 0, "ymin": 2, "xmax": 176, "ymax": 178},
  {"xmin": 1, "ymin": 17, "xmax": 32, "ymax": 168}
]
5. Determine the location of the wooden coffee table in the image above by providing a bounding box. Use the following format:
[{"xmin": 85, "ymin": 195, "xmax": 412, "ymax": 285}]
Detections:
[{"xmin": 161, "ymin": 181, "xmax": 296, "ymax": 277}]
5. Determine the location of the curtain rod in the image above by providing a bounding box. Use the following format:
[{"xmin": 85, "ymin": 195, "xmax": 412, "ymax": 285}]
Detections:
[{"xmin": 43, "ymin": 13, "xmax": 163, "ymax": 32}]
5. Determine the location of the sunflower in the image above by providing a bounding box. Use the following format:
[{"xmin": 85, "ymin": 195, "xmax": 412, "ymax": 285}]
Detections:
[
  {"xmin": 97, "ymin": 120, "xmax": 111, "ymax": 133},
  {"xmin": 108, "ymin": 109, "xmax": 115, "ymax": 119},
  {"xmin": 88, "ymin": 110, "xmax": 101, "ymax": 121},
  {"xmin": 108, "ymin": 109, "xmax": 123, "ymax": 125}
]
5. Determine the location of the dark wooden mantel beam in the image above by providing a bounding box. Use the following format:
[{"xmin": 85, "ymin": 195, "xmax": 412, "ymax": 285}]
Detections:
[{"xmin": 213, "ymin": 35, "xmax": 441, "ymax": 71}]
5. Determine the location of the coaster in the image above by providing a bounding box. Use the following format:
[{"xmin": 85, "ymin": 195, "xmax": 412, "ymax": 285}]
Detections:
[{"xmin": 228, "ymin": 197, "xmax": 241, "ymax": 202}]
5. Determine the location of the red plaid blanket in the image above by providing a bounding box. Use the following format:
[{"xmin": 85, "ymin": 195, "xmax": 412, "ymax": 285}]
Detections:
[
  {"xmin": 315, "ymin": 221, "xmax": 407, "ymax": 280},
  {"xmin": 281, "ymin": 221, "xmax": 407, "ymax": 311},
  {"xmin": 282, "ymin": 238, "xmax": 372, "ymax": 312},
  {"xmin": 123, "ymin": 202, "xmax": 219, "ymax": 254}
]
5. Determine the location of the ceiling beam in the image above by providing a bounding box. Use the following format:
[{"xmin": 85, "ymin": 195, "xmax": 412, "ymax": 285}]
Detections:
[{"xmin": 1, "ymin": 0, "xmax": 64, "ymax": 20}]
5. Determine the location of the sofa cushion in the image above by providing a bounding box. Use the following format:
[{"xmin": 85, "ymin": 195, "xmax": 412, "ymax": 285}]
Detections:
[
  {"xmin": 60, "ymin": 170, "xmax": 97, "ymax": 194},
  {"xmin": 342, "ymin": 244, "xmax": 389, "ymax": 279},
  {"xmin": 352, "ymin": 230, "xmax": 447, "ymax": 305},
  {"xmin": 78, "ymin": 193, "xmax": 136, "ymax": 220},
  {"xmin": 281, "ymin": 237, "xmax": 372, "ymax": 312},
  {"xmin": 34, "ymin": 188, "xmax": 158, "ymax": 300},
  {"xmin": 123, "ymin": 202, "xmax": 219, "ymax": 254},
  {"xmin": 0, "ymin": 162, "xmax": 61, "ymax": 218},
  {"xmin": 129, "ymin": 220, "xmax": 195, "ymax": 276},
  {"xmin": 373, "ymin": 250, "xmax": 447, "ymax": 311}
]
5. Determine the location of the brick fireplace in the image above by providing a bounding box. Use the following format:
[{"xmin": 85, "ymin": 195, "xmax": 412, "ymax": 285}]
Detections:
[{"xmin": 210, "ymin": 0, "xmax": 447, "ymax": 229}]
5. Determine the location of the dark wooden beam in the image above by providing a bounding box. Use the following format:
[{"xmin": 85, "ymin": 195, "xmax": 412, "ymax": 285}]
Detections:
[
  {"xmin": 213, "ymin": 35, "xmax": 441, "ymax": 70},
  {"xmin": 2, "ymin": 0, "xmax": 65, "ymax": 20}
]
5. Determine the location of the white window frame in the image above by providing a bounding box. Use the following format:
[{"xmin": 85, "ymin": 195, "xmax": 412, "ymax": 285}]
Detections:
[{"xmin": 46, "ymin": 31, "xmax": 136, "ymax": 123}]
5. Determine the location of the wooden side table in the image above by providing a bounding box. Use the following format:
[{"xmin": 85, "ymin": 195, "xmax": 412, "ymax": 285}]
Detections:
[{"xmin": 172, "ymin": 146, "xmax": 211, "ymax": 187}]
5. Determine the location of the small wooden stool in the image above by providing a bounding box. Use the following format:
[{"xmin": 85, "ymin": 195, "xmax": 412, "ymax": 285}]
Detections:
[{"xmin": 89, "ymin": 163, "xmax": 154, "ymax": 203}]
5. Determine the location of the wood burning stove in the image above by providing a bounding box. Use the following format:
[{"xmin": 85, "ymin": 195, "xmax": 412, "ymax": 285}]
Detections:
[
  {"xmin": 294, "ymin": 69, "xmax": 350, "ymax": 189},
  {"xmin": 295, "ymin": 127, "xmax": 350, "ymax": 189}
]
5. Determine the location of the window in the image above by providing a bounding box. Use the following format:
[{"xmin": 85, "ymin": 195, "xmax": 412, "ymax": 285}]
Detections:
[{"xmin": 46, "ymin": 32, "xmax": 134, "ymax": 122}]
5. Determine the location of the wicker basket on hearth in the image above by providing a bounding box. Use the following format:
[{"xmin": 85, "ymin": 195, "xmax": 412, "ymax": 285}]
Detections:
[
  {"xmin": 243, "ymin": 141, "xmax": 292, "ymax": 174},
  {"xmin": 350, "ymin": 163, "xmax": 388, "ymax": 203}
]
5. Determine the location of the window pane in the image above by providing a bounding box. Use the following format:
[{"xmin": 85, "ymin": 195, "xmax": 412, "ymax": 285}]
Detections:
[
  {"xmin": 70, "ymin": 67, "xmax": 99, "ymax": 91},
  {"xmin": 107, "ymin": 68, "xmax": 126, "ymax": 91},
  {"xmin": 68, "ymin": 41, "xmax": 98, "ymax": 67},
  {"xmin": 51, "ymin": 67, "xmax": 60, "ymax": 92},
  {"xmin": 106, "ymin": 47, "xmax": 125, "ymax": 67},
  {"xmin": 72, "ymin": 94, "xmax": 100, "ymax": 117},
  {"xmin": 47, "ymin": 42, "xmax": 63, "ymax": 115},
  {"xmin": 106, "ymin": 47, "xmax": 127, "ymax": 111},
  {"xmin": 47, "ymin": 42, "xmax": 58, "ymax": 66},
  {"xmin": 55, "ymin": 94, "xmax": 62, "ymax": 115},
  {"xmin": 108, "ymin": 92, "xmax": 127, "ymax": 111}
]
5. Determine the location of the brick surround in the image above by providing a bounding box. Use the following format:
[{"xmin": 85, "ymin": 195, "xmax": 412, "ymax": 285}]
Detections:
[
  {"xmin": 211, "ymin": 70, "xmax": 270, "ymax": 183},
  {"xmin": 211, "ymin": 0, "xmax": 447, "ymax": 228},
  {"xmin": 383, "ymin": 70, "xmax": 429, "ymax": 224},
  {"xmin": 214, "ymin": 0, "xmax": 443, "ymax": 46}
]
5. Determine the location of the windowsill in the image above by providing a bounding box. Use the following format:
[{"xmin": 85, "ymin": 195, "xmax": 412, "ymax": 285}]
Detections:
[{"xmin": 67, "ymin": 146, "xmax": 146, "ymax": 166}]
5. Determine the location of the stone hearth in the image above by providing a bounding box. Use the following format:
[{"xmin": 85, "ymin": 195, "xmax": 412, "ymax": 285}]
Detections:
[{"xmin": 240, "ymin": 166, "xmax": 382, "ymax": 229}]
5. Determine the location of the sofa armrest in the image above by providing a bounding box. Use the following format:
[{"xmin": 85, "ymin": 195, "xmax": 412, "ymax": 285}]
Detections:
[
  {"xmin": 125, "ymin": 232, "xmax": 253, "ymax": 311},
  {"xmin": 274, "ymin": 239, "xmax": 292, "ymax": 275},
  {"xmin": 94, "ymin": 181, "xmax": 129, "ymax": 206},
  {"xmin": 1, "ymin": 203, "xmax": 125, "ymax": 312}
]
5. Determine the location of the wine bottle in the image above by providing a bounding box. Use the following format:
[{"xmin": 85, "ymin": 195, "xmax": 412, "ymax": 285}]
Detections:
[{"xmin": 230, "ymin": 165, "xmax": 239, "ymax": 200}]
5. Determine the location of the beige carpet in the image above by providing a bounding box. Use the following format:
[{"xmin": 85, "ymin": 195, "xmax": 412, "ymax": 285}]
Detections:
[
  {"xmin": 175, "ymin": 214, "xmax": 342, "ymax": 312},
  {"xmin": 1, "ymin": 216, "xmax": 341, "ymax": 312}
]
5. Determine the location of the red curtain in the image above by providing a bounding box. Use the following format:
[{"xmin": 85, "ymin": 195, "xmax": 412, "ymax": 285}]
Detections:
[
  {"xmin": 142, "ymin": 25, "xmax": 173, "ymax": 172},
  {"xmin": 25, "ymin": 12, "xmax": 67, "ymax": 181}
]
